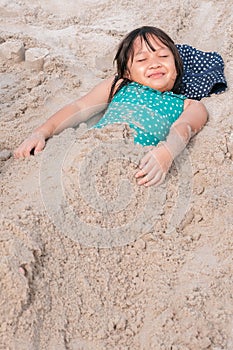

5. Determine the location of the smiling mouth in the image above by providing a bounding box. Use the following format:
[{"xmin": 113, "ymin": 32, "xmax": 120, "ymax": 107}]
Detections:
[{"xmin": 148, "ymin": 72, "xmax": 164, "ymax": 79}]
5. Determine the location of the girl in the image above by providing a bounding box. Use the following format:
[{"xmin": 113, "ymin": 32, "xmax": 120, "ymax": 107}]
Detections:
[{"xmin": 14, "ymin": 26, "xmax": 208, "ymax": 187}]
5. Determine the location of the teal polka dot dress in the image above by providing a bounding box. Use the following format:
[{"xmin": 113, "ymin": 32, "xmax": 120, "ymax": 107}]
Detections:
[{"xmin": 94, "ymin": 81, "xmax": 187, "ymax": 146}]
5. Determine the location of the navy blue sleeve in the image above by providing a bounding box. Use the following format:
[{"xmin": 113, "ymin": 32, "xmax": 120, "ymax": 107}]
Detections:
[{"xmin": 176, "ymin": 44, "xmax": 227, "ymax": 100}]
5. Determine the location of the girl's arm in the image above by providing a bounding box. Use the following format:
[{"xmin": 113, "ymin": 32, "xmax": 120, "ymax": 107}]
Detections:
[
  {"xmin": 14, "ymin": 76, "xmax": 115, "ymax": 158},
  {"xmin": 172, "ymin": 98, "xmax": 208, "ymax": 136},
  {"xmin": 135, "ymin": 99, "xmax": 208, "ymax": 187}
]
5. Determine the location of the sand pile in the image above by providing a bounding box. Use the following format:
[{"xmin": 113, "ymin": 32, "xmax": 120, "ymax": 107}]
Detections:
[{"xmin": 0, "ymin": 1, "xmax": 233, "ymax": 349}]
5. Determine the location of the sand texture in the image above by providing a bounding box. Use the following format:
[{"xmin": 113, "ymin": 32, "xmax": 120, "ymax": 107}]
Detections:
[{"xmin": 1, "ymin": 1, "xmax": 233, "ymax": 349}]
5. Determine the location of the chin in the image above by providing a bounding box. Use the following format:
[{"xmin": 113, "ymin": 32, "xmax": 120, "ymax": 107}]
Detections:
[{"xmin": 147, "ymin": 83, "xmax": 164, "ymax": 91}]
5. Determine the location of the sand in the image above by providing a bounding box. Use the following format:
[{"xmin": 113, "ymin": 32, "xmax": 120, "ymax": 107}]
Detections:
[{"xmin": 0, "ymin": 0, "xmax": 233, "ymax": 349}]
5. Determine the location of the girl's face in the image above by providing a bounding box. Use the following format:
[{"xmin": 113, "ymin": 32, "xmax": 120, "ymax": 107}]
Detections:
[{"xmin": 126, "ymin": 35, "xmax": 177, "ymax": 92}]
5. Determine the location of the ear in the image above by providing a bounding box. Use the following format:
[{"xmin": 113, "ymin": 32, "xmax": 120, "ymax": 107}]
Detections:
[{"xmin": 124, "ymin": 69, "xmax": 131, "ymax": 79}]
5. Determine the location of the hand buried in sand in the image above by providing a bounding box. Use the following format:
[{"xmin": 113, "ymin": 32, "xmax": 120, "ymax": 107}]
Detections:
[
  {"xmin": 135, "ymin": 144, "xmax": 173, "ymax": 187},
  {"xmin": 14, "ymin": 131, "xmax": 46, "ymax": 158}
]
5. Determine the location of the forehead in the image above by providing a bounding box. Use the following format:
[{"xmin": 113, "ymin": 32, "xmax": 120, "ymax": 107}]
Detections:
[{"xmin": 133, "ymin": 35, "xmax": 168, "ymax": 53}]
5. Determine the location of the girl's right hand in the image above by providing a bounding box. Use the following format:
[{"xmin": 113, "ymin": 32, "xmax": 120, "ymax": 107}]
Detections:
[{"xmin": 14, "ymin": 131, "xmax": 46, "ymax": 158}]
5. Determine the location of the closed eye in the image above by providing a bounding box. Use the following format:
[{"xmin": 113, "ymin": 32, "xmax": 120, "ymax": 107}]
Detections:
[{"xmin": 136, "ymin": 58, "xmax": 147, "ymax": 62}]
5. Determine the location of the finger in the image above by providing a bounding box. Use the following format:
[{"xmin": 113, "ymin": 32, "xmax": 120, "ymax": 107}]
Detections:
[
  {"xmin": 145, "ymin": 171, "xmax": 166, "ymax": 187},
  {"xmin": 34, "ymin": 140, "xmax": 45, "ymax": 154},
  {"xmin": 152, "ymin": 172, "xmax": 166, "ymax": 187},
  {"xmin": 135, "ymin": 168, "xmax": 146, "ymax": 179},
  {"xmin": 137, "ymin": 165, "xmax": 158, "ymax": 185},
  {"xmin": 138, "ymin": 151, "xmax": 152, "ymax": 169},
  {"xmin": 22, "ymin": 144, "xmax": 34, "ymax": 158},
  {"xmin": 154, "ymin": 173, "xmax": 166, "ymax": 187},
  {"xmin": 135, "ymin": 164, "xmax": 148, "ymax": 178},
  {"xmin": 13, "ymin": 149, "xmax": 19, "ymax": 159},
  {"xmin": 13, "ymin": 142, "xmax": 25, "ymax": 158},
  {"xmin": 146, "ymin": 165, "xmax": 161, "ymax": 182},
  {"xmin": 22, "ymin": 150, "xmax": 30, "ymax": 158},
  {"xmin": 14, "ymin": 147, "xmax": 24, "ymax": 159},
  {"xmin": 137, "ymin": 157, "xmax": 159, "ymax": 180},
  {"xmin": 136, "ymin": 154, "xmax": 160, "ymax": 179},
  {"xmin": 137, "ymin": 174, "xmax": 149, "ymax": 186}
]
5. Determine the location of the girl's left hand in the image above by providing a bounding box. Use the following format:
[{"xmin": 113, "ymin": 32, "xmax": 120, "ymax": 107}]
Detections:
[{"xmin": 135, "ymin": 144, "xmax": 173, "ymax": 187}]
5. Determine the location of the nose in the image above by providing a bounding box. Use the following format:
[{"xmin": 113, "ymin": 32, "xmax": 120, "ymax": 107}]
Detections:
[
  {"xmin": 149, "ymin": 61, "xmax": 161, "ymax": 69},
  {"xmin": 148, "ymin": 56, "xmax": 161, "ymax": 69}
]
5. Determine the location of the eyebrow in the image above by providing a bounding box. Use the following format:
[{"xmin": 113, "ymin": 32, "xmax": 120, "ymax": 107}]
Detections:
[{"xmin": 135, "ymin": 47, "xmax": 169, "ymax": 56}]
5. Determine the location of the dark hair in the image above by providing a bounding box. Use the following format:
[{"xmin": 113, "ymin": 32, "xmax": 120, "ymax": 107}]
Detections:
[{"xmin": 108, "ymin": 26, "xmax": 183, "ymax": 102}]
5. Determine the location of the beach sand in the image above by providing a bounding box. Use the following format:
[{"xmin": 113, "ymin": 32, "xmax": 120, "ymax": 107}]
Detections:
[{"xmin": 0, "ymin": 1, "xmax": 233, "ymax": 349}]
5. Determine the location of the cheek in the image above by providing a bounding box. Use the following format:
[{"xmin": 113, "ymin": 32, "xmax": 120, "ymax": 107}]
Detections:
[
  {"xmin": 170, "ymin": 67, "xmax": 177, "ymax": 80},
  {"xmin": 129, "ymin": 65, "xmax": 144, "ymax": 78},
  {"xmin": 170, "ymin": 60, "xmax": 177, "ymax": 79}
]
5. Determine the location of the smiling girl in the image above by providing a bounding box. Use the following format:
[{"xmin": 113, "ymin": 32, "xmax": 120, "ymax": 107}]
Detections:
[{"xmin": 14, "ymin": 26, "xmax": 208, "ymax": 187}]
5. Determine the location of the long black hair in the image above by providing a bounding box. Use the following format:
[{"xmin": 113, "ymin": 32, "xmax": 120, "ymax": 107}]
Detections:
[{"xmin": 108, "ymin": 26, "xmax": 183, "ymax": 102}]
